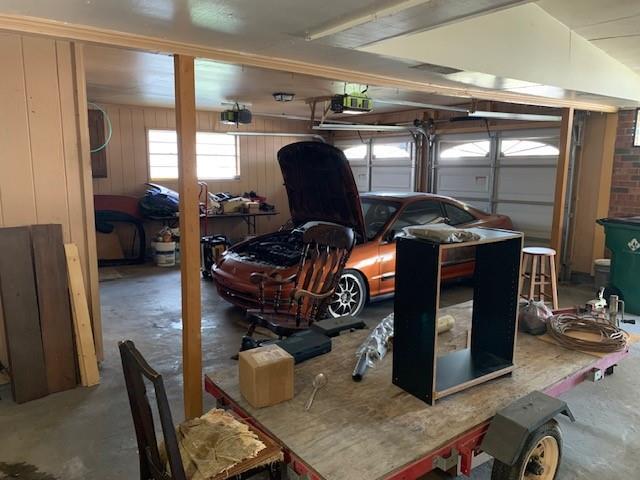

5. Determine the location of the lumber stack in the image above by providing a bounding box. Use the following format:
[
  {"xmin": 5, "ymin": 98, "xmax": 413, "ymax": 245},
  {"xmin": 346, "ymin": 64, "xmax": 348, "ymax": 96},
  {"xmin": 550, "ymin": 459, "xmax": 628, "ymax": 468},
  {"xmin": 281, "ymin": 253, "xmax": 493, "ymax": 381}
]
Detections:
[{"xmin": 0, "ymin": 225, "xmax": 99, "ymax": 403}]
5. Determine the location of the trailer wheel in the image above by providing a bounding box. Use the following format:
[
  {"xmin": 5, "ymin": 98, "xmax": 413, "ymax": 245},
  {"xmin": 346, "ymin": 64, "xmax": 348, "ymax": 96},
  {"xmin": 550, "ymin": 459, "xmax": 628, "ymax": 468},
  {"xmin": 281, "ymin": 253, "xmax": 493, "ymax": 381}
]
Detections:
[{"xmin": 491, "ymin": 420, "xmax": 562, "ymax": 480}]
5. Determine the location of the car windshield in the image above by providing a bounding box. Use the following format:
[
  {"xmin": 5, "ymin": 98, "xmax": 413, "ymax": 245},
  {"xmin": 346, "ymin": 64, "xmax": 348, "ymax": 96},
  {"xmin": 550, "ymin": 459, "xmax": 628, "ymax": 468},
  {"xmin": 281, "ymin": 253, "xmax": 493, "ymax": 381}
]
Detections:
[{"xmin": 361, "ymin": 198, "xmax": 400, "ymax": 240}]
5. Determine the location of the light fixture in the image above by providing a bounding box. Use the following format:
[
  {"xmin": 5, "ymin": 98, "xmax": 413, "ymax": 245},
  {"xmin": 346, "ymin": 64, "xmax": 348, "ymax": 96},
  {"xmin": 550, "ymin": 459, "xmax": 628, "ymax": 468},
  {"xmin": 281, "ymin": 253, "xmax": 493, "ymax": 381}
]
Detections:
[
  {"xmin": 468, "ymin": 111, "xmax": 562, "ymax": 122},
  {"xmin": 272, "ymin": 92, "xmax": 295, "ymax": 102},
  {"xmin": 226, "ymin": 132, "xmax": 325, "ymax": 142},
  {"xmin": 375, "ymin": 99, "xmax": 468, "ymax": 113},
  {"xmin": 312, "ymin": 124, "xmax": 410, "ymax": 132},
  {"xmin": 634, "ymin": 108, "xmax": 640, "ymax": 147}
]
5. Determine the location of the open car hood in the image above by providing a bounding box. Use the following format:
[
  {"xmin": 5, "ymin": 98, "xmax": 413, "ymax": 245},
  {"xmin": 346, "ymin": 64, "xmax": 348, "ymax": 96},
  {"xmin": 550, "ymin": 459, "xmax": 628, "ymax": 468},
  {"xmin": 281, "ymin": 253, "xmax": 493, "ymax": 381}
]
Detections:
[{"xmin": 278, "ymin": 142, "xmax": 365, "ymax": 239}]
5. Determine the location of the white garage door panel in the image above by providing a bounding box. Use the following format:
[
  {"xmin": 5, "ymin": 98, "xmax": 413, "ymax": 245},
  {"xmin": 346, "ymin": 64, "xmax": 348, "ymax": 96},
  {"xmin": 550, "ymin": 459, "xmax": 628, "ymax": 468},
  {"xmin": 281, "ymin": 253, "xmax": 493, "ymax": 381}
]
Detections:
[
  {"xmin": 371, "ymin": 166, "xmax": 413, "ymax": 191},
  {"xmin": 437, "ymin": 169, "xmax": 491, "ymax": 198},
  {"xmin": 350, "ymin": 166, "xmax": 369, "ymax": 192},
  {"xmin": 435, "ymin": 129, "xmax": 559, "ymax": 243},
  {"xmin": 497, "ymin": 204, "xmax": 553, "ymax": 240},
  {"xmin": 500, "ymin": 156, "xmax": 557, "ymax": 167},
  {"xmin": 497, "ymin": 167, "xmax": 556, "ymax": 202},
  {"xmin": 338, "ymin": 137, "xmax": 415, "ymax": 193}
]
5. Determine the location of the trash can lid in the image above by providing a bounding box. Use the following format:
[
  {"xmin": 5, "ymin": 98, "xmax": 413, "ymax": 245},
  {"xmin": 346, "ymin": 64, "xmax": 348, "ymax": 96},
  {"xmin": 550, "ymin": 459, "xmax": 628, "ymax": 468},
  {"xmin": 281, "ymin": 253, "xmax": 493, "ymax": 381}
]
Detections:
[
  {"xmin": 597, "ymin": 216, "xmax": 640, "ymax": 226},
  {"xmin": 594, "ymin": 258, "xmax": 611, "ymax": 267}
]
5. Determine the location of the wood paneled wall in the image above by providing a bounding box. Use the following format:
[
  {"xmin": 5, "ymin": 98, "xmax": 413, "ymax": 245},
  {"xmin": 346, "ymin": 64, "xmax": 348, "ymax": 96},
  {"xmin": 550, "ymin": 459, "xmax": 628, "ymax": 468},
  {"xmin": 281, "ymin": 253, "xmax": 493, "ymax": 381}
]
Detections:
[
  {"xmin": 92, "ymin": 104, "xmax": 311, "ymax": 238},
  {"xmin": 0, "ymin": 33, "xmax": 101, "ymax": 361}
]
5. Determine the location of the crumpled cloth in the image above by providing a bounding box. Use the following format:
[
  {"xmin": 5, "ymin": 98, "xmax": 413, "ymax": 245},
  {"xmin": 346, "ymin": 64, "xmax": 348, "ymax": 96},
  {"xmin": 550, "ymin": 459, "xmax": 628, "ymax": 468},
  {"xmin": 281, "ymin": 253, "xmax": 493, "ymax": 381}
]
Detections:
[
  {"xmin": 168, "ymin": 409, "xmax": 266, "ymax": 480},
  {"xmin": 404, "ymin": 224, "xmax": 482, "ymax": 243}
]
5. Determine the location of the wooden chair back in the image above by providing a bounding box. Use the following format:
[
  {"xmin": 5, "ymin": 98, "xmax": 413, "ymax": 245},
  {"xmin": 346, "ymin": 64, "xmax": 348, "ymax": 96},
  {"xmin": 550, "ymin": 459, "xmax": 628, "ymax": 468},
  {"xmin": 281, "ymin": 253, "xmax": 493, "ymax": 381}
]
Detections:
[
  {"xmin": 253, "ymin": 222, "xmax": 355, "ymax": 328},
  {"xmin": 119, "ymin": 340, "xmax": 186, "ymax": 480}
]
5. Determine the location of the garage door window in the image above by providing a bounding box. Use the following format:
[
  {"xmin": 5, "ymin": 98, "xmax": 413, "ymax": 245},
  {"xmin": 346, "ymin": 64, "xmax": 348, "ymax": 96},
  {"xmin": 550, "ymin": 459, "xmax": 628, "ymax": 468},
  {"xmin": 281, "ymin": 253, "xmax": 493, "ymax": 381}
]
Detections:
[
  {"xmin": 440, "ymin": 141, "xmax": 490, "ymax": 159},
  {"xmin": 372, "ymin": 141, "xmax": 411, "ymax": 159},
  {"xmin": 443, "ymin": 203, "xmax": 476, "ymax": 226},
  {"xmin": 500, "ymin": 140, "xmax": 559, "ymax": 157},
  {"xmin": 342, "ymin": 144, "xmax": 367, "ymax": 160},
  {"xmin": 148, "ymin": 129, "xmax": 239, "ymax": 180}
]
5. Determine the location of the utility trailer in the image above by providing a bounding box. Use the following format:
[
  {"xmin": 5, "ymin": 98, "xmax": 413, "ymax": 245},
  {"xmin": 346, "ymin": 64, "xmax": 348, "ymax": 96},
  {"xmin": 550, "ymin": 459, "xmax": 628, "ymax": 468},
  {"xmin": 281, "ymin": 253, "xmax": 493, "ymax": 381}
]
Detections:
[{"xmin": 204, "ymin": 302, "xmax": 628, "ymax": 480}]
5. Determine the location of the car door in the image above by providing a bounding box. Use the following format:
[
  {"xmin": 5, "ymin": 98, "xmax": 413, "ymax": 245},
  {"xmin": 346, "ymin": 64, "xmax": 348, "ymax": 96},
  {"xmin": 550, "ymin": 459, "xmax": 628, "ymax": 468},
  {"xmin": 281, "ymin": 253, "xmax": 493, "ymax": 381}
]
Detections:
[{"xmin": 378, "ymin": 200, "xmax": 445, "ymax": 295}]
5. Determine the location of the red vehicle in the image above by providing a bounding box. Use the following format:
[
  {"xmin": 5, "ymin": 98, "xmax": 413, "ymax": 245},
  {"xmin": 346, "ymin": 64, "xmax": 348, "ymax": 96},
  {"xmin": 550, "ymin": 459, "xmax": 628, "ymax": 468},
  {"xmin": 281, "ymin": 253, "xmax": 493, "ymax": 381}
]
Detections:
[{"xmin": 213, "ymin": 143, "xmax": 513, "ymax": 317}]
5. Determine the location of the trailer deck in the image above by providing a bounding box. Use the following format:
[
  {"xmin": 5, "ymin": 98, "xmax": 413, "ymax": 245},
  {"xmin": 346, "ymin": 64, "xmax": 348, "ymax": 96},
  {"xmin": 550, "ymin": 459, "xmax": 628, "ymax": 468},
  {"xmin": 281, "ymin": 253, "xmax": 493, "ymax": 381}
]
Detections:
[{"xmin": 204, "ymin": 302, "xmax": 629, "ymax": 480}]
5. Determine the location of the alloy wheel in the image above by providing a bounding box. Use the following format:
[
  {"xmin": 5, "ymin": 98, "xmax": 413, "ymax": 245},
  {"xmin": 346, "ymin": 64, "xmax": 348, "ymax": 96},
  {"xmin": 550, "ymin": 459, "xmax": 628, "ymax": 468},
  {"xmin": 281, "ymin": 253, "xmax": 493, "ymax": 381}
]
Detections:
[{"xmin": 328, "ymin": 272, "xmax": 365, "ymax": 317}]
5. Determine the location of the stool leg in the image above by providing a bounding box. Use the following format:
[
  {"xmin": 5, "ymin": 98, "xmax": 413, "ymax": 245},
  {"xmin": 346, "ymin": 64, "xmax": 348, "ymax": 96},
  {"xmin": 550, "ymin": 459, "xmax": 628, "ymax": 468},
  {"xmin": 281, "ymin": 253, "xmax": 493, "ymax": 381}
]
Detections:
[
  {"xmin": 539, "ymin": 256, "xmax": 546, "ymax": 303},
  {"xmin": 549, "ymin": 256, "xmax": 559, "ymax": 310},
  {"xmin": 529, "ymin": 255, "xmax": 538, "ymax": 302}
]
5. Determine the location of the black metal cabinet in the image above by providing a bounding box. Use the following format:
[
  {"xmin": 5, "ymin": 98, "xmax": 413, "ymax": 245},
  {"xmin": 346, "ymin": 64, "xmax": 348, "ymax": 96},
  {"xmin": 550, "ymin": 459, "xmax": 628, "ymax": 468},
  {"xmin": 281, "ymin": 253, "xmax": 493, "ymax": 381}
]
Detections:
[{"xmin": 392, "ymin": 228, "xmax": 523, "ymax": 405}]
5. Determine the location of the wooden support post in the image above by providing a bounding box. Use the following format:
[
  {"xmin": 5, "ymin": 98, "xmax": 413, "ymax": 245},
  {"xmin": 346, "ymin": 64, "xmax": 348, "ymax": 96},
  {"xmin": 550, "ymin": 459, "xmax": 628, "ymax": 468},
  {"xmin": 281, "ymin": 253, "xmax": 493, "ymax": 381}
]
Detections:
[
  {"xmin": 174, "ymin": 54, "xmax": 202, "ymax": 419},
  {"xmin": 591, "ymin": 113, "xmax": 618, "ymax": 266},
  {"xmin": 550, "ymin": 108, "xmax": 574, "ymax": 270}
]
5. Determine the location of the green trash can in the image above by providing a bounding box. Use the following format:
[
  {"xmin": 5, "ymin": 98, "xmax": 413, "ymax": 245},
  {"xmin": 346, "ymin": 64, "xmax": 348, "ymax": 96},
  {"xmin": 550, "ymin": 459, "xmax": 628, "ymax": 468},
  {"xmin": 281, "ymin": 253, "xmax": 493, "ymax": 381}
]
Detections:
[{"xmin": 597, "ymin": 217, "xmax": 640, "ymax": 314}]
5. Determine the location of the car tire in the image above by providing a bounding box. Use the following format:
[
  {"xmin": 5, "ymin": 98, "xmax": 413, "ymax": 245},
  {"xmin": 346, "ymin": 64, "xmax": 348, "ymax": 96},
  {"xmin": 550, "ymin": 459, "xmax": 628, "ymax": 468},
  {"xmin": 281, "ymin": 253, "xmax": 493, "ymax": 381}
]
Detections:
[{"xmin": 328, "ymin": 270, "xmax": 367, "ymax": 318}]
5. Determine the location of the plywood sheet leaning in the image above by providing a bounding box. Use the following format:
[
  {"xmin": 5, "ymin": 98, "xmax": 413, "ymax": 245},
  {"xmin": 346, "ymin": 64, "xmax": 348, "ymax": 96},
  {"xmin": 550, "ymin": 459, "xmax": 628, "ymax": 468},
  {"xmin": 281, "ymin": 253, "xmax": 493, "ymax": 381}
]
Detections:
[
  {"xmin": 64, "ymin": 243, "xmax": 100, "ymax": 387},
  {"xmin": 0, "ymin": 227, "xmax": 48, "ymax": 403},
  {"xmin": 32, "ymin": 225, "xmax": 78, "ymax": 392}
]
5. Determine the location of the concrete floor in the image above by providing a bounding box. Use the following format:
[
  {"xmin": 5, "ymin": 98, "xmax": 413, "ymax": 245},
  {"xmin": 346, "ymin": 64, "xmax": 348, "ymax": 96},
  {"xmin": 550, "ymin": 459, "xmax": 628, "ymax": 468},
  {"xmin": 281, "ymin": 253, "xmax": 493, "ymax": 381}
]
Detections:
[{"xmin": 1, "ymin": 264, "xmax": 639, "ymax": 480}]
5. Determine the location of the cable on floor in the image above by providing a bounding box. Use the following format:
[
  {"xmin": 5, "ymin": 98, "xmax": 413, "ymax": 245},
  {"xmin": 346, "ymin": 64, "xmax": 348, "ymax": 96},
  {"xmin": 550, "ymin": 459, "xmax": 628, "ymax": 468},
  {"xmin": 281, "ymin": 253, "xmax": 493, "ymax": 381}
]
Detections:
[{"xmin": 547, "ymin": 313, "xmax": 629, "ymax": 353}]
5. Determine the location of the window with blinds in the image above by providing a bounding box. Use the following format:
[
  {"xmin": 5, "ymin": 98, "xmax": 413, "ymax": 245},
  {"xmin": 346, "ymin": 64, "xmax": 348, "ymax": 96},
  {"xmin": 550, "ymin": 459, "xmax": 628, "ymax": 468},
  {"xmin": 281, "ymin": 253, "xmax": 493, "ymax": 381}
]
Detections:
[{"xmin": 147, "ymin": 129, "xmax": 239, "ymax": 180}]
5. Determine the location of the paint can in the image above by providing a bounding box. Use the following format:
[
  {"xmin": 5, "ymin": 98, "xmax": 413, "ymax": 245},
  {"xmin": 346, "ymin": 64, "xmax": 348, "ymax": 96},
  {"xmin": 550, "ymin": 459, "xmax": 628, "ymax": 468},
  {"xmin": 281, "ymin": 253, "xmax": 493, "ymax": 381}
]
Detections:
[{"xmin": 155, "ymin": 241, "xmax": 176, "ymax": 267}]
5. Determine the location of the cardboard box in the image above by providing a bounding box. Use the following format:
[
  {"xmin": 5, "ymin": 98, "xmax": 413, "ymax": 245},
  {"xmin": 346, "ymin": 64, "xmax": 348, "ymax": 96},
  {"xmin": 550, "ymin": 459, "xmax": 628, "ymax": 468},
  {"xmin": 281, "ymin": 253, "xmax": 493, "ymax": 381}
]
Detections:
[
  {"xmin": 245, "ymin": 201, "xmax": 260, "ymax": 213},
  {"xmin": 239, "ymin": 345, "xmax": 294, "ymax": 408}
]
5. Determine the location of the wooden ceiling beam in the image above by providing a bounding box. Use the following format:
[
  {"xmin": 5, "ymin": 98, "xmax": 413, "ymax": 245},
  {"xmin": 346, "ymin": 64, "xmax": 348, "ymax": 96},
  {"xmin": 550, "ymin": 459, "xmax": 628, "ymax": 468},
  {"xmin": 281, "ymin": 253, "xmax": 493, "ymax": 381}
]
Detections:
[{"xmin": 0, "ymin": 13, "xmax": 619, "ymax": 114}]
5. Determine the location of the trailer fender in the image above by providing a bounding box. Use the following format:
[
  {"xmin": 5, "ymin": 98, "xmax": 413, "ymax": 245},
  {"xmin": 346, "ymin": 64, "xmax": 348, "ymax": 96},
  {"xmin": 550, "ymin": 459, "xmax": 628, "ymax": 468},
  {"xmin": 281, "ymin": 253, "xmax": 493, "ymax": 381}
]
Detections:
[{"xmin": 480, "ymin": 391, "xmax": 574, "ymax": 466}]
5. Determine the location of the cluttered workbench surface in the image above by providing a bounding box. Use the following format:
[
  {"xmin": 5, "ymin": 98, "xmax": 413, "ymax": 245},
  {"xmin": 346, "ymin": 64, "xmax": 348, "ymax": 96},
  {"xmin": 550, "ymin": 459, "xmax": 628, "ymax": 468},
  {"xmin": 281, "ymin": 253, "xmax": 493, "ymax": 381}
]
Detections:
[{"xmin": 205, "ymin": 302, "xmax": 601, "ymax": 480}]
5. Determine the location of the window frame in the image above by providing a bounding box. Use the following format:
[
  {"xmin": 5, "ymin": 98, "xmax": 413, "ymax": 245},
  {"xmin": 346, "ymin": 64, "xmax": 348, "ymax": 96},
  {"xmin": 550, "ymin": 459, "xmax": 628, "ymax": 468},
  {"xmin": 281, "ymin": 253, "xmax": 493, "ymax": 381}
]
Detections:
[{"xmin": 147, "ymin": 128, "xmax": 240, "ymax": 181}]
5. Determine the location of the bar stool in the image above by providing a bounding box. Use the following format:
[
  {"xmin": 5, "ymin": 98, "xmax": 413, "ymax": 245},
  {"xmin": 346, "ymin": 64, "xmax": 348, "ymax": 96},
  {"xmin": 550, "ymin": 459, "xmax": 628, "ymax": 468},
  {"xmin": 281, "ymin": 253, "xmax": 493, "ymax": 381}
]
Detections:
[{"xmin": 519, "ymin": 247, "xmax": 559, "ymax": 309}]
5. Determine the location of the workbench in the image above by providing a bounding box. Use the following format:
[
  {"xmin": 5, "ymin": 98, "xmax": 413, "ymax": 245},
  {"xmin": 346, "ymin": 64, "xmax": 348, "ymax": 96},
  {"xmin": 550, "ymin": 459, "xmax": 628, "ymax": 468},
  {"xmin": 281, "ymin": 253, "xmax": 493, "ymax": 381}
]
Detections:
[
  {"xmin": 205, "ymin": 302, "xmax": 629, "ymax": 480},
  {"xmin": 149, "ymin": 210, "xmax": 279, "ymax": 235}
]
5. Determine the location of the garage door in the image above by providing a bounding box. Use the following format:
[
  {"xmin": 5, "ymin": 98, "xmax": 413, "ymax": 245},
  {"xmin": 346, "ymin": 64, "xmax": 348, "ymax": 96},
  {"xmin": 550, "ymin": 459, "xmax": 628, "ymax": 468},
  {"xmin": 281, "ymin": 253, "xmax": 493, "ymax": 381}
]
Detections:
[
  {"xmin": 433, "ymin": 129, "xmax": 559, "ymax": 241},
  {"xmin": 337, "ymin": 137, "xmax": 415, "ymax": 193}
]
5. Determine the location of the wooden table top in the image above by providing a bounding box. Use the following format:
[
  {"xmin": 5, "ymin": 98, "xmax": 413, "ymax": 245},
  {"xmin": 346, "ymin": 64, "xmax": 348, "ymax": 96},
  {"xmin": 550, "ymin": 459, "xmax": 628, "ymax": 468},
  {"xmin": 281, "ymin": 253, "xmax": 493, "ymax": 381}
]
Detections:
[{"xmin": 206, "ymin": 302, "xmax": 597, "ymax": 480}]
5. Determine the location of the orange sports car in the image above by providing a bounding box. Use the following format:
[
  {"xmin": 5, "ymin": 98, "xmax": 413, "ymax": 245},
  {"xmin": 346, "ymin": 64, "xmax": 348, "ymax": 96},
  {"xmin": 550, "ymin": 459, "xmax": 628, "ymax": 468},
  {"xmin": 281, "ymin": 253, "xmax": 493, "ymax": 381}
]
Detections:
[{"xmin": 213, "ymin": 190, "xmax": 513, "ymax": 317}]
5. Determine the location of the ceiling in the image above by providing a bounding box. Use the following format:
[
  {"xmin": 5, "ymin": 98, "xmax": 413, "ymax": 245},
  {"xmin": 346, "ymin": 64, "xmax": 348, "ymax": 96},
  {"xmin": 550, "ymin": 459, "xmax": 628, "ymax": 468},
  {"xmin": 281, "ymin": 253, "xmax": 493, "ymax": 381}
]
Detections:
[
  {"xmin": 538, "ymin": 0, "xmax": 640, "ymax": 73},
  {"xmin": 2, "ymin": 0, "xmax": 639, "ymax": 109},
  {"xmin": 84, "ymin": 44, "xmax": 463, "ymax": 117},
  {"xmin": 359, "ymin": 2, "xmax": 640, "ymax": 105}
]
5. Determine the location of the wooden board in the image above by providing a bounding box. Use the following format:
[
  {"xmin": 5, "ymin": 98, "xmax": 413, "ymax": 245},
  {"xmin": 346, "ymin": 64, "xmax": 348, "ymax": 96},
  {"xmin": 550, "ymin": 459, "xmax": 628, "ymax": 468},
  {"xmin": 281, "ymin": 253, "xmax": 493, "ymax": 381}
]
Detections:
[
  {"xmin": 0, "ymin": 227, "xmax": 48, "ymax": 403},
  {"xmin": 64, "ymin": 243, "xmax": 100, "ymax": 387},
  {"xmin": 31, "ymin": 225, "xmax": 78, "ymax": 393},
  {"xmin": 175, "ymin": 54, "xmax": 203, "ymax": 419},
  {"xmin": 207, "ymin": 302, "xmax": 599, "ymax": 480}
]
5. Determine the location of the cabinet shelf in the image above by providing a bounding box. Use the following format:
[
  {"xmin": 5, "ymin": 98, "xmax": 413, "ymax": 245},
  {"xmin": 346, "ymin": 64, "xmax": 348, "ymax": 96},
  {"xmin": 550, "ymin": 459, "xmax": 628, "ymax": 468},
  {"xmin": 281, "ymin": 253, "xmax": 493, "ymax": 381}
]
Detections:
[{"xmin": 392, "ymin": 227, "xmax": 523, "ymax": 405}]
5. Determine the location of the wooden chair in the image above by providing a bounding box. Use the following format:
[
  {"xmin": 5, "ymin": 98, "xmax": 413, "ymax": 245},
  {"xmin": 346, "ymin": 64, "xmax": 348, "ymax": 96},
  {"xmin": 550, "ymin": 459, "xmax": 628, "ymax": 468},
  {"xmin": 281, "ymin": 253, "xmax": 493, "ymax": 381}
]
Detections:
[
  {"xmin": 246, "ymin": 221, "xmax": 355, "ymax": 337},
  {"xmin": 519, "ymin": 247, "xmax": 559, "ymax": 309},
  {"xmin": 119, "ymin": 340, "xmax": 186, "ymax": 480},
  {"xmin": 120, "ymin": 340, "xmax": 283, "ymax": 480}
]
